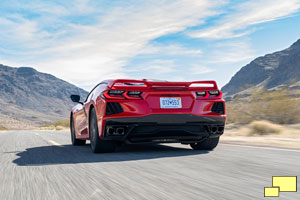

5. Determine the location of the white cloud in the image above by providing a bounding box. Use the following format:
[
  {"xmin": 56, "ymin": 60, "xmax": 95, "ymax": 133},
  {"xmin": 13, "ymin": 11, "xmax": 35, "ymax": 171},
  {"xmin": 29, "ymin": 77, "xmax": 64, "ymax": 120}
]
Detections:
[
  {"xmin": 140, "ymin": 44, "xmax": 202, "ymax": 56},
  {"xmin": 0, "ymin": 0, "xmax": 226, "ymax": 90},
  {"xmin": 2, "ymin": 0, "xmax": 298, "ymax": 90},
  {"xmin": 190, "ymin": 65, "xmax": 215, "ymax": 75},
  {"xmin": 188, "ymin": 0, "xmax": 300, "ymax": 39},
  {"xmin": 206, "ymin": 40, "xmax": 256, "ymax": 63},
  {"xmin": 0, "ymin": 16, "xmax": 48, "ymax": 48},
  {"xmin": 128, "ymin": 59, "xmax": 175, "ymax": 73}
]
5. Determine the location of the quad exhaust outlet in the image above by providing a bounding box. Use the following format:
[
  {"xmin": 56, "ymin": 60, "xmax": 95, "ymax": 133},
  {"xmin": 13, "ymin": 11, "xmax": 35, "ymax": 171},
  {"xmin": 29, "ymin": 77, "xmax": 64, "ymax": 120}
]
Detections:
[
  {"xmin": 208, "ymin": 126, "xmax": 224, "ymax": 134},
  {"xmin": 106, "ymin": 127, "xmax": 125, "ymax": 136}
]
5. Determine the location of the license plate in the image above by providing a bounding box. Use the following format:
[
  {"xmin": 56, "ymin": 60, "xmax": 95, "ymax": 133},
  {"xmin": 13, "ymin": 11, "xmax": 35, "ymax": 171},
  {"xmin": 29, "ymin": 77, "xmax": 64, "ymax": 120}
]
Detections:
[{"xmin": 160, "ymin": 97, "xmax": 182, "ymax": 108}]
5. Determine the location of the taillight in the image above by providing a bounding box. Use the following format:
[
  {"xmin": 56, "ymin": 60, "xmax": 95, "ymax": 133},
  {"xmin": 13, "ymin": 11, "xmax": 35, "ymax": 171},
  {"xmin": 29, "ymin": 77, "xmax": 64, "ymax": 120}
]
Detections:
[
  {"xmin": 103, "ymin": 90, "xmax": 125, "ymax": 99},
  {"xmin": 196, "ymin": 90, "xmax": 222, "ymax": 99},
  {"xmin": 196, "ymin": 91, "xmax": 209, "ymax": 99},
  {"xmin": 101, "ymin": 90, "xmax": 143, "ymax": 100},
  {"xmin": 208, "ymin": 90, "xmax": 219, "ymax": 95},
  {"xmin": 108, "ymin": 90, "xmax": 125, "ymax": 95},
  {"xmin": 208, "ymin": 90, "xmax": 222, "ymax": 99},
  {"xmin": 124, "ymin": 91, "xmax": 143, "ymax": 99}
]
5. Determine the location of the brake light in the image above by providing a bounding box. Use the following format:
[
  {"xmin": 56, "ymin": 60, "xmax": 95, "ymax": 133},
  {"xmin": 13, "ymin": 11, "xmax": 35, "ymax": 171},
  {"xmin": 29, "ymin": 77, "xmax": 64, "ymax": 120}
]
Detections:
[
  {"xmin": 124, "ymin": 91, "xmax": 143, "ymax": 99},
  {"xmin": 102, "ymin": 90, "xmax": 125, "ymax": 99},
  {"xmin": 108, "ymin": 90, "xmax": 124, "ymax": 95},
  {"xmin": 208, "ymin": 90, "xmax": 222, "ymax": 99},
  {"xmin": 208, "ymin": 90, "xmax": 219, "ymax": 95},
  {"xmin": 196, "ymin": 90, "xmax": 222, "ymax": 99},
  {"xmin": 196, "ymin": 91, "xmax": 209, "ymax": 99},
  {"xmin": 101, "ymin": 90, "xmax": 143, "ymax": 100}
]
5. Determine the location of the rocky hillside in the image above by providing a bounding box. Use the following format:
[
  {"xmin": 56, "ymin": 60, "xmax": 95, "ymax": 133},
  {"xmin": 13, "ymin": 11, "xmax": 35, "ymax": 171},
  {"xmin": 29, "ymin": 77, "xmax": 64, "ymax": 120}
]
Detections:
[
  {"xmin": 0, "ymin": 64, "xmax": 88, "ymax": 129},
  {"xmin": 222, "ymin": 39, "xmax": 300, "ymax": 96}
]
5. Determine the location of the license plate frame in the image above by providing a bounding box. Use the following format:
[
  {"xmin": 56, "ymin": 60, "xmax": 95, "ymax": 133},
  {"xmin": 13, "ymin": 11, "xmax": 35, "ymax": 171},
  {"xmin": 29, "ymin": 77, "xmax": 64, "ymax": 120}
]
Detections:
[{"xmin": 160, "ymin": 97, "xmax": 182, "ymax": 109}]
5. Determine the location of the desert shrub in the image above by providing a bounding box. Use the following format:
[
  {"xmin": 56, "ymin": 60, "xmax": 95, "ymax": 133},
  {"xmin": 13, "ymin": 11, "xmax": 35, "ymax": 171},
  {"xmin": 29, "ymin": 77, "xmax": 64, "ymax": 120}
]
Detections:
[
  {"xmin": 247, "ymin": 120, "xmax": 283, "ymax": 135},
  {"xmin": 0, "ymin": 125, "xmax": 7, "ymax": 130},
  {"xmin": 249, "ymin": 89, "xmax": 300, "ymax": 124},
  {"xmin": 226, "ymin": 89, "xmax": 300, "ymax": 124},
  {"xmin": 226, "ymin": 96, "xmax": 254, "ymax": 124},
  {"xmin": 226, "ymin": 103, "xmax": 252, "ymax": 124},
  {"xmin": 55, "ymin": 126, "xmax": 64, "ymax": 130},
  {"xmin": 40, "ymin": 119, "xmax": 69, "ymax": 130},
  {"xmin": 53, "ymin": 119, "xmax": 69, "ymax": 127}
]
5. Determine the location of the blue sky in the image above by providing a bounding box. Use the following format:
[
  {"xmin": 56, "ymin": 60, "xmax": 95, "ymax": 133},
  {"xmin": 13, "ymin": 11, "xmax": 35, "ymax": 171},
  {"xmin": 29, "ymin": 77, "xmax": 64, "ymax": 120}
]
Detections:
[{"xmin": 0, "ymin": 0, "xmax": 300, "ymax": 90}]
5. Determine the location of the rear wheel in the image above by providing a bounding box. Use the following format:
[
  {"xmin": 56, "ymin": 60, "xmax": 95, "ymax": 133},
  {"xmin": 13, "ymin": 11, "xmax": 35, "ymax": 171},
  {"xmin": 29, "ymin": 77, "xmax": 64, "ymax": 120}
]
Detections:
[
  {"xmin": 190, "ymin": 137, "xmax": 219, "ymax": 150},
  {"xmin": 89, "ymin": 108, "xmax": 116, "ymax": 153},
  {"xmin": 71, "ymin": 115, "xmax": 86, "ymax": 146}
]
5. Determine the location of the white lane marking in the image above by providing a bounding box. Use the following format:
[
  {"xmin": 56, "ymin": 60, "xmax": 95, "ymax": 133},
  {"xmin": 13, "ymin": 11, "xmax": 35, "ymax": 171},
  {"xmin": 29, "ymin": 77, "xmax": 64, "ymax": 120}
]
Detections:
[
  {"xmin": 221, "ymin": 143, "xmax": 300, "ymax": 153},
  {"xmin": 48, "ymin": 140, "xmax": 63, "ymax": 147}
]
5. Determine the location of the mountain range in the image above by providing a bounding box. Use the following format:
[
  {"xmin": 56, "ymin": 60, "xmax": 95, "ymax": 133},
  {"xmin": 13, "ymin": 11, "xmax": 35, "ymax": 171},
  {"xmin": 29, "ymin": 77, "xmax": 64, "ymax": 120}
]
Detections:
[
  {"xmin": 0, "ymin": 64, "xmax": 88, "ymax": 129},
  {"xmin": 222, "ymin": 39, "xmax": 300, "ymax": 96}
]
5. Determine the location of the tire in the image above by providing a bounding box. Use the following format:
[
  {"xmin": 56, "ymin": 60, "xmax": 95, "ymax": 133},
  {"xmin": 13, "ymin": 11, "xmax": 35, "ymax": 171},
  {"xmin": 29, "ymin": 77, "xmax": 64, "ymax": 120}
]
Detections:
[
  {"xmin": 71, "ymin": 115, "xmax": 86, "ymax": 146},
  {"xmin": 190, "ymin": 137, "xmax": 219, "ymax": 151},
  {"xmin": 89, "ymin": 108, "xmax": 116, "ymax": 153}
]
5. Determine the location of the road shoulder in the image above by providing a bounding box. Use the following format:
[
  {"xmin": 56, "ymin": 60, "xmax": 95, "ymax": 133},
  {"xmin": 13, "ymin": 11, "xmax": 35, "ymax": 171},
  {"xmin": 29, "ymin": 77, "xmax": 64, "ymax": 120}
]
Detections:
[{"xmin": 220, "ymin": 136, "xmax": 300, "ymax": 150}]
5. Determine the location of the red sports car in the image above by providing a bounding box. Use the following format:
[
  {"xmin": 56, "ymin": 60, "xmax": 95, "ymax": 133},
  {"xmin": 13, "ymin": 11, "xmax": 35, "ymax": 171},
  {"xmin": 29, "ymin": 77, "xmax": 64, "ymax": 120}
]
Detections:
[{"xmin": 70, "ymin": 79, "xmax": 226, "ymax": 153}]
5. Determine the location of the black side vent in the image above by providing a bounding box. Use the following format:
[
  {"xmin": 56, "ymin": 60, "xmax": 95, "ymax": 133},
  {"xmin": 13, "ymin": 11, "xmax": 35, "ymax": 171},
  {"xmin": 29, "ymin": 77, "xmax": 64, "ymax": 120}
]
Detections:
[
  {"xmin": 106, "ymin": 102, "xmax": 123, "ymax": 115},
  {"xmin": 211, "ymin": 102, "xmax": 224, "ymax": 114}
]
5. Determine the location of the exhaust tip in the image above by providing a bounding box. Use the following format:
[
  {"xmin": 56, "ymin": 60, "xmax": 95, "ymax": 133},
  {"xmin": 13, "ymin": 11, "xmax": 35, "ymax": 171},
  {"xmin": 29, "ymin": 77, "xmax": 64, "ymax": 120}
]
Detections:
[
  {"xmin": 107, "ymin": 127, "xmax": 125, "ymax": 136},
  {"xmin": 211, "ymin": 126, "xmax": 218, "ymax": 134},
  {"xmin": 217, "ymin": 126, "xmax": 224, "ymax": 133},
  {"xmin": 116, "ymin": 127, "xmax": 125, "ymax": 135},
  {"xmin": 107, "ymin": 127, "xmax": 115, "ymax": 135}
]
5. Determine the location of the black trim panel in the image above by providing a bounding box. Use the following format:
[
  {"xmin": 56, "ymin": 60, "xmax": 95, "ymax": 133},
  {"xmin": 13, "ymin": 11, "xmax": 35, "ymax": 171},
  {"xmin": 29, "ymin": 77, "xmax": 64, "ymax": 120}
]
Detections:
[
  {"xmin": 102, "ymin": 114, "xmax": 225, "ymax": 144},
  {"xmin": 105, "ymin": 114, "xmax": 225, "ymax": 124}
]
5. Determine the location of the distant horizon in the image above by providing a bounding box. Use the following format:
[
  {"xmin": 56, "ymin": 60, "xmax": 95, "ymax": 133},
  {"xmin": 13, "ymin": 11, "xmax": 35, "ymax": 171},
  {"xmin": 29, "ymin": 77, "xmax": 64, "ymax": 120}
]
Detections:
[
  {"xmin": 1, "ymin": 0, "xmax": 300, "ymax": 91},
  {"xmin": 2, "ymin": 37, "xmax": 299, "ymax": 92}
]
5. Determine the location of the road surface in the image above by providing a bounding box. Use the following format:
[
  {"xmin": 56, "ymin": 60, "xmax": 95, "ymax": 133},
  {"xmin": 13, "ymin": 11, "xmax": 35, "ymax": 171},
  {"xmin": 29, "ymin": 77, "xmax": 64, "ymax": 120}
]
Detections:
[{"xmin": 0, "ymin": 130, "xmax": 299, "ymax": 200}]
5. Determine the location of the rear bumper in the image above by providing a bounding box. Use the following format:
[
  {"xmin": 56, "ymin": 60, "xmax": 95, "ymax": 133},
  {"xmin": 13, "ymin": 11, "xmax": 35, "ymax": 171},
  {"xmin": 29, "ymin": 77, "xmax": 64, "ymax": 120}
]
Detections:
[{"xmin": 102, "ymin": 114, "xmax": 225, "ymax": 144}]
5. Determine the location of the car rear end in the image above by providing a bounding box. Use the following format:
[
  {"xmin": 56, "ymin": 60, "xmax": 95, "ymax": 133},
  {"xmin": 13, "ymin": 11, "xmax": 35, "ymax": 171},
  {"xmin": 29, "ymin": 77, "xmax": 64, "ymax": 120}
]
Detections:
[{"xmin": 100, "ymin": 79, "xmax": 225, "ymax": 146}]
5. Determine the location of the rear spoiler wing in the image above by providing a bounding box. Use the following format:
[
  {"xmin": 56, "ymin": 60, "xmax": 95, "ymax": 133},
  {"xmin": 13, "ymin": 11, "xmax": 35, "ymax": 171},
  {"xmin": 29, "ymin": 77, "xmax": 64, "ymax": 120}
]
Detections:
[{"xmin": 108, "ymin": 79, "xmax": 218, "ymax": 90}]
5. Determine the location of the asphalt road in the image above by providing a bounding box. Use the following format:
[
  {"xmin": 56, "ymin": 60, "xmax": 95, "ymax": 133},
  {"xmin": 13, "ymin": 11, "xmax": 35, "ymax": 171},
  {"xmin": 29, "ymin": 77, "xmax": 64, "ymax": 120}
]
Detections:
[{"xmin": 0, "ymin": 130, "xmax": 299, "ymax": 200}]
